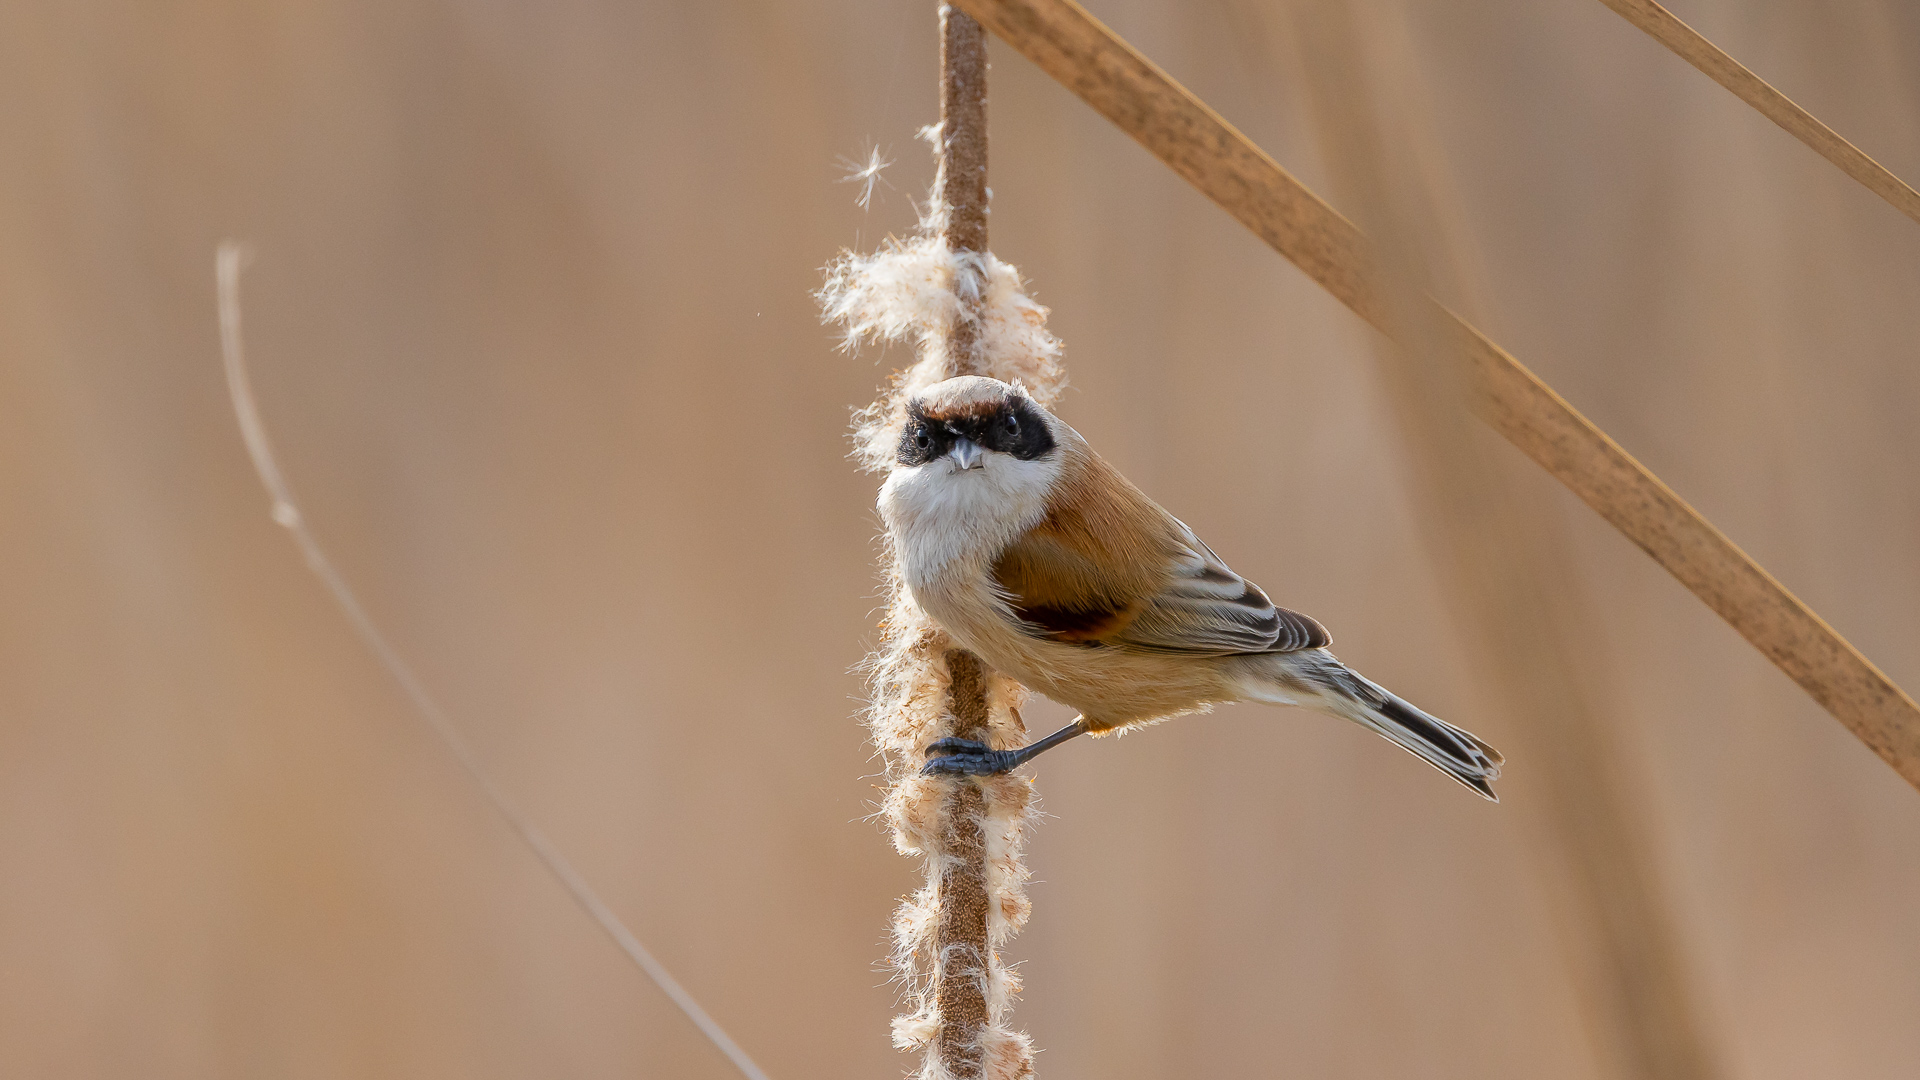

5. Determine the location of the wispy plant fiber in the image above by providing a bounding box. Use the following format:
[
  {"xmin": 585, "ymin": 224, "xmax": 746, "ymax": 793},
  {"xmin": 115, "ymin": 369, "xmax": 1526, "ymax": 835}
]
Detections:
[{"xmin": 819, "ymin": 12, "xmax": 1062, "ymax": 1076}]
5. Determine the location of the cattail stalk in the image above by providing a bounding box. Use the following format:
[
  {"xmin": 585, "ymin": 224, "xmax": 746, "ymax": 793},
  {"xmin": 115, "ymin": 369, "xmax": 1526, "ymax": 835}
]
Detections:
[
  {"xmin": 820, "ymin": 7, "xmax": 1065, "ymax": 1078},
  {"xmin": 929, "ymin": 14, "xmax": 997, "ymax": 1076}
]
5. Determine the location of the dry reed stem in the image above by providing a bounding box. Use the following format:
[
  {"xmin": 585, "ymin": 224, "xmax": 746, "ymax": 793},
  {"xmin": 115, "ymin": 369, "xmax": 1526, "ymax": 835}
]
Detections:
[
  {"xmin": 819, "ymin": 8, "xmax": 1055, "ymax": 1077},
  {"xmin": 932, "ymin": 650, "xmax": 994, "ymax": 1077},
  {"xmin": 1594, "ymin": 0, "xmax": 1920, "ymax": 228},
  {"xmin": 928, "ymin": 13, "xmax": 1004, "ymax": 1077},
  {"xmin": 214, "ymin": 244, "xmax": 772, "ymax": 1080},
  {"xmin": 1270, "ymin": 4, "xmax": 1725, "ymax": 1076},
  {"xmin": 950, "ymin": 0, "xmax": 1920, "ymax": 796}
]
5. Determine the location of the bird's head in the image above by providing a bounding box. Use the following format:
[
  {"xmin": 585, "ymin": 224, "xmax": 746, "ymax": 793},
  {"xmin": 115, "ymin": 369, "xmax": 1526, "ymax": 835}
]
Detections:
[
  {"xmin": 880, "ymin": 376, "xmax": 1068, "ymax": 570},
  {"xmin": 896, "ymin": 375, "xmax": 1058, "ymax": 474}
]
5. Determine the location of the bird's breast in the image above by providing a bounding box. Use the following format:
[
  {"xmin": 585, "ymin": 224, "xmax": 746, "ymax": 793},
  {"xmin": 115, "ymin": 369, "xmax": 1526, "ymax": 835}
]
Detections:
[{"xmin": 879, "ymin": 455, "xmax": 1058, "ymax": 582}]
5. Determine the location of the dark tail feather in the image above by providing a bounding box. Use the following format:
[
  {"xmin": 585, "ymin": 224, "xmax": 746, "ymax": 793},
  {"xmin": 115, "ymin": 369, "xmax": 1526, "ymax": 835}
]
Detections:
[
  {"xmin": 1372, "ymin": 694, "xmax": 1504, "ymax": 800},
  {"xmin": 1318, "ymin": 667, "xmax": 1504, "ymax": 801}
]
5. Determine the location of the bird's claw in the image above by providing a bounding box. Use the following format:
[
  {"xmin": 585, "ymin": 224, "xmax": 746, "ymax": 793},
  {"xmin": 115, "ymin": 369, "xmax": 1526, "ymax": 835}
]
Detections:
[{"xmin": 921, "ymin": 737, "xmax": 1016, "ymax": 776}]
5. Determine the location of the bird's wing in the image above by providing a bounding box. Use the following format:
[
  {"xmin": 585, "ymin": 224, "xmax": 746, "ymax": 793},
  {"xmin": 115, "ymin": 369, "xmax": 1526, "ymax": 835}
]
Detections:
[
  {"xmin": 988, "ymin": 526, "xmax": 1150, "ymax": 643},
  {"xmin": 1110, "ymin": 524, "xmax": 1330, "ymax": 655},
  {"xmin": 990, "ymin": 514, "xmax": 1329, "ymax": 656}
]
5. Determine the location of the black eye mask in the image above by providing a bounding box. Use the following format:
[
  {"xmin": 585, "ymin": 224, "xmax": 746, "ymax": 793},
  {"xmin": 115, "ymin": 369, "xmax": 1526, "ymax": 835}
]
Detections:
[
  {"xmin": 896, "ymin": 399, "xmax": 1055, "ymax": 467},
  {"xmin": 988, "ymin": 398, "xmax": 1056, "ymax": 461},
  {"xmin": 896, "ymin": 405, "xmax": 952, "ymax": 467}
]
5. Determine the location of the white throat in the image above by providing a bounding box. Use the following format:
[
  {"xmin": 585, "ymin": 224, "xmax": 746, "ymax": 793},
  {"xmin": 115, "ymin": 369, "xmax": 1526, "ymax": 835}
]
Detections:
[{"xmin": 880, "ymin": 451, "xmax": 1059, "ymax": 584}]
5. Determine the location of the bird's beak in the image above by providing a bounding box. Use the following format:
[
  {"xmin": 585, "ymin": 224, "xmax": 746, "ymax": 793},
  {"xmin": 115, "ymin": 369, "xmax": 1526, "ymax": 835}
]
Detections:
[{"xmin": 947, "ymin": 436, "xmax": 985, "ymax": 471}]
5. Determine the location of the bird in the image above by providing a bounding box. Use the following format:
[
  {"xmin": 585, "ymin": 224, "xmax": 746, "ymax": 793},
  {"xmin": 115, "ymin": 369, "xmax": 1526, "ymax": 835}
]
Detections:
[{"xmin": 879, "ymin": 374, "xmax": 1504, "ymax": 800}]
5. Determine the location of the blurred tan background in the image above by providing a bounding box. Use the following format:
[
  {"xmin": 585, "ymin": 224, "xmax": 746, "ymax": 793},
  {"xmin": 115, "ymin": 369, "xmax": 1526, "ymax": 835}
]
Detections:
[{"xmin": 3, "ymin": 0, "xmax": 1918, "ymax": 1076}]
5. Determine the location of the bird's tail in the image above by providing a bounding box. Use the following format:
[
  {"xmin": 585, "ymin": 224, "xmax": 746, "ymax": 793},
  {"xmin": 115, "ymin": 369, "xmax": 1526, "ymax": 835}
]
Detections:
[{"xmin": 1298, "ymin": 659, "xmax": 1504, "ymax": 800}]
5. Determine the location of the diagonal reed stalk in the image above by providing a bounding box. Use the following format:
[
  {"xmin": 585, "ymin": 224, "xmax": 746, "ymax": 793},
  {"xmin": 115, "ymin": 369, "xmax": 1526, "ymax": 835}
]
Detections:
[
  {"xmin": 1594, "ymin": 0, "xmax": 1920, "ymax": 227},
  {"xmin": 1263, "ymin": 3, "xmax": 1726, "ymax": 1076},
  {"xmin": 215, "ymin": 243, "xmax": 771, "ymax": 1080},
  {"xmin": 950, "ymin": 0, "xmax": 1920, "ymax": 796}
]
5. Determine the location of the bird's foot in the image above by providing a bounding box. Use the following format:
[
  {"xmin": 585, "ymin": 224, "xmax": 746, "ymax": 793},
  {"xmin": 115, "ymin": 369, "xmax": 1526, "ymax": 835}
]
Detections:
[{"xmin": 921, "ymin": 736, "xmax": 1017, "ymax": 776}]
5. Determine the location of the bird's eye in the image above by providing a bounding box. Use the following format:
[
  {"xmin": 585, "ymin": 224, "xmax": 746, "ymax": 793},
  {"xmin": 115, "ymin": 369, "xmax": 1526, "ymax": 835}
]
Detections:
[
  {"xmin": 1004, "ymin": 414, "xmax": 1020, "ymax": 434},
  {"xmin": 913, "ymin": 427, "xmax": 932, "ymax": 450}
]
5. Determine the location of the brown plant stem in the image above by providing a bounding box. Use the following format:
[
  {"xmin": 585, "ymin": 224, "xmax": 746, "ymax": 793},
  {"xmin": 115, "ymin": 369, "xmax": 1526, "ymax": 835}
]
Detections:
[
  {"xmin": 939, "ymin": 5, "xmax": 991, "ymax": 262},
  {"xmin": 949, "ymin": 0, "xmax": 1920, "ymax": 796},
  {"xmin": 931, "ymin": 9, "xmax": 1000, "ymax": 1079},
  {"xmin": 821, "ymin": 12, "xmax": 1052, "ymax": 1074},
  {"xmin": 1594, "ymin": 0, "xmax": 1920, "ymax": 228},
  {"xmin": 215, "ymin": 245, "xmax": 772, "ymax": 1080},
  {"xmin": 1268, "ymin": 5, "xmax": 1725, "ymax": 1076},
  {"xmin": 934, "ymin": 650, "xmax": 993, "ymax": 1076},
  {"xmin": 939, "ymin": 2, "xmax": 990, "ymax": 381}
]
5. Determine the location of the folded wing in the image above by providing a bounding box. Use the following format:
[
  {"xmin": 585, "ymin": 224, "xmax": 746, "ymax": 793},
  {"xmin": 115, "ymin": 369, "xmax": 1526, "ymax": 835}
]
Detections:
[
  {"xmin": 1116, "ymin": 528, "xmax": 1329, "ymax": 654},
  {"xmin": 991, "ymin": 517, "xmax": 1327, "ymax": 656}
]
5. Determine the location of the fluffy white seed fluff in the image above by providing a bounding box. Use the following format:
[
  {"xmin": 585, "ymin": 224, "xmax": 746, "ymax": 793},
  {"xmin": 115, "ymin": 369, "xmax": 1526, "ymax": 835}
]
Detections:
[
  {"xmin": 822, "ymin": 226, "xmax": 1065, "ymax": 1080},
  {"xmin": 821, "ymin": 235, "xmax": 1066, "ymax": 472}
]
